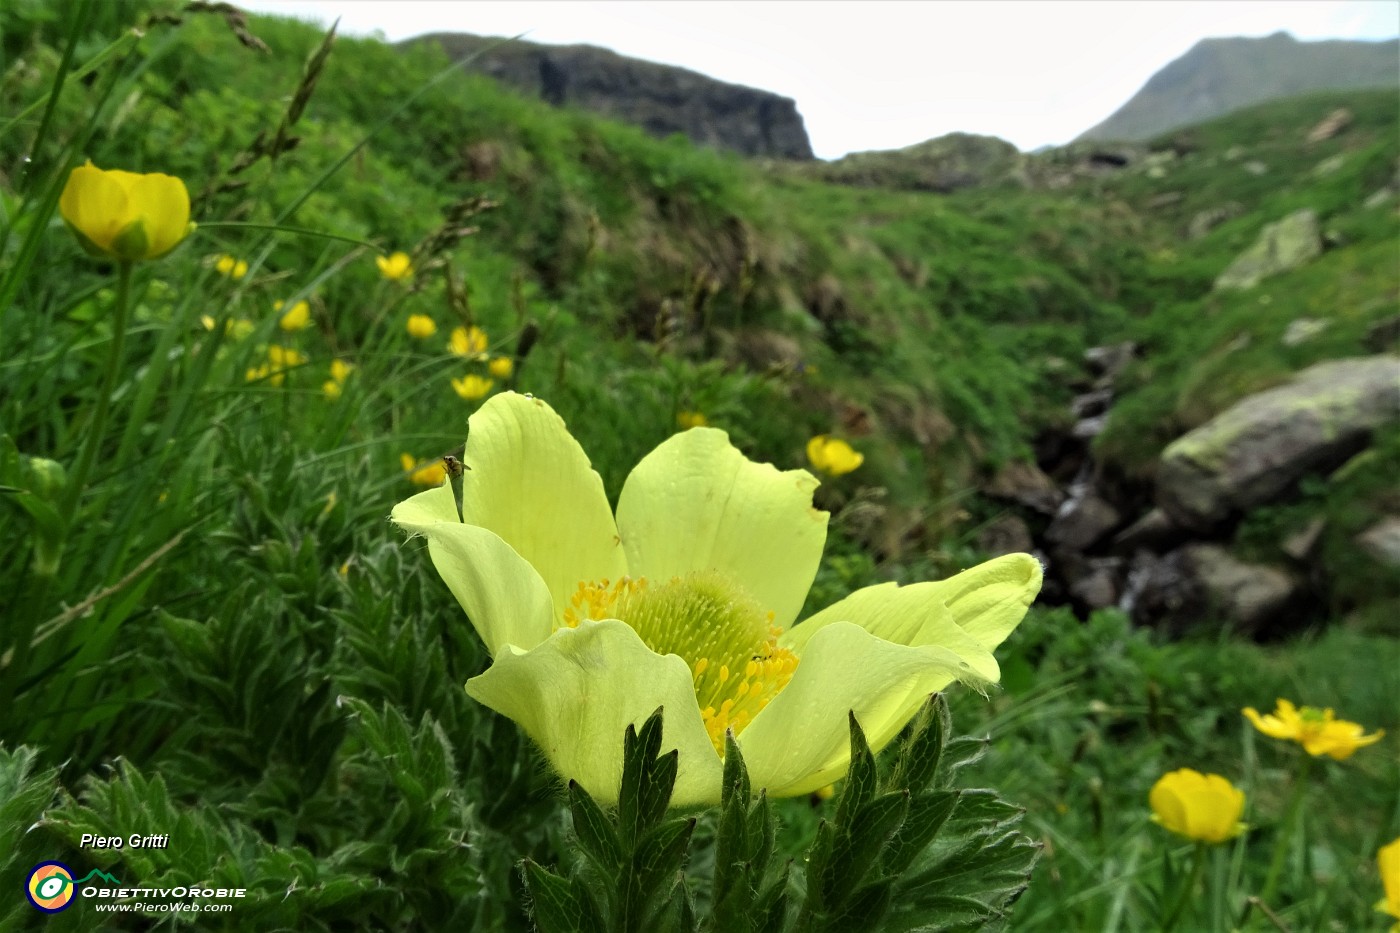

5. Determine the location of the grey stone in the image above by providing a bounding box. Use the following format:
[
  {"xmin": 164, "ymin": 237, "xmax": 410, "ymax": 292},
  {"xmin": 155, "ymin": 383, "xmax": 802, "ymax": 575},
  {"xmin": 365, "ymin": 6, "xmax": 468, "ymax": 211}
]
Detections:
[
  {"xmin": 986, "ymin": 461, "xmax": 1064, "ymax": 516},
  {"xmin": 1357, "ymin": 516, "xmax": 1400, "ymax": 568},
  {"xmin": 1214, "ymin": 209, "xmax": 1322, "ymax": 290},
  {"xmin": 1072, "ymin": 415, "xmax": 1109, "ymax": 440},
  {"xmin": 1070, "ymin": 557, "xmax": 1125, "ymax": 610},
  {"xmin": 1072, "ymin": 388, "xmax": 1114, "ymax": 418},
  {"xmin": 1305, "ymin": 107, "xmax": 1353, "ymax": 143},
  {"xmin": 1083, "ymin": 342, "xmax": 1137, "ymax": 381},
  {"xmin": 1124, "ymin": 546, "xmax": 1301, "ymax": 635},
  {"xmin": 1112, "ymin": 508, "xmax": 1185, "ymax": 552},
  {"xmin": 1282, "ymin": 517, "xmax": 1327, "ymax": 561},
  {"xmin": 975, "ymin": 514, "xmax": 1035, "ymax": 557},
  {"xmin": 1046, "ymin": 491, "xmax": 1122, "ymax": 551},
  {"xmin": 1187, "ymin": 202, "xmax": 1244, "ymax": 240},
  {"xmin": 1244, "ymin": 160, "xmax": 1270, "ymax": 176},
  {"xmin": 1282, "ymin": 317, "xmax": 1329, "ymax": 346},
  {"xmin": 1157, "ymin": 356, "xmax": 1400, "ymax": 529},
  {"xmin": 1186, "ymin": 544, "xmax": 1301, "ymax": 634}
]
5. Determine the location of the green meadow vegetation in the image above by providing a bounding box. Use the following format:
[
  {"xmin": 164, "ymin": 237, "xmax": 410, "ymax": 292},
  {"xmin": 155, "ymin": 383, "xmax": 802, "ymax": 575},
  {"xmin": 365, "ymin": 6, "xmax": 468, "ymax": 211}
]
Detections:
[{"xmin": 2, "ymin": 1, "xmax": 1397, "ymax": 929}]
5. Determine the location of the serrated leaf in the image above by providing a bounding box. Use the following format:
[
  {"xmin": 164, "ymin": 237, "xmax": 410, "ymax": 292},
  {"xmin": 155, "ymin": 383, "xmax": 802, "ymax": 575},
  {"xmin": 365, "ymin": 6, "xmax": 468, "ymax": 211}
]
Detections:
[
  {"xmin": 880, "ymin": 790, "xmax": 960, "ymax": 877},
  {"xmin": 823, "ymin": 790, "xmax": 909, "ymax": 906},
  {"xmin": 835, "ymin": 712, "xmax": 878, "ymax": 828},
  {"xmin": 522, "ymin": 859, "xmax": 606, "ymax": 933},
  {"xmin": 618, "ymin": 708, "xmax": 674, "ymax": 845},
  {"xmin": 721, "ymin": 731, "xmax": 751, "ymax": 806},
  {"xmin": 936, "ymin": 736, "xmax": 990, "ymax": 781},
  {"xmin": 887, "ymin": 694, "xmax": 950, "ymax": 793},
  {"xmin": 569, "ymin": 779, "xmax": 623, "ymax": 873},
  {"xmin": 829, "ymin": 878, "xmax": 895, "ymax": 931}
]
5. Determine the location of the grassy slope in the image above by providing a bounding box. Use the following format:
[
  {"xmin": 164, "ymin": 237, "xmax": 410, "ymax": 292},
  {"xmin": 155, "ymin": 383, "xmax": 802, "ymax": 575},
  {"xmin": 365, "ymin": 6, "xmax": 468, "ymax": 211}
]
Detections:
[{"xmin": 1, "ymin": 4, "xmax": 1396, "ymax": 930}]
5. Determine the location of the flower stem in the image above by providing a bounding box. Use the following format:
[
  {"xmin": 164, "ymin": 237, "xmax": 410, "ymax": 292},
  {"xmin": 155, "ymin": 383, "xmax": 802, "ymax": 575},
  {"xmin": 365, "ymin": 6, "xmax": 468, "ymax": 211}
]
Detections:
[
  {"xmin": 1161, "ymin": 842, "xmax": 1208, "ymax": 932},
  {"xmin": 1259, "ymin": 753, "xmax": 1312, "ymax": 908},
  {"xmin": 58, "ymin": 260, "xmax": 133, "ymax": 533}
]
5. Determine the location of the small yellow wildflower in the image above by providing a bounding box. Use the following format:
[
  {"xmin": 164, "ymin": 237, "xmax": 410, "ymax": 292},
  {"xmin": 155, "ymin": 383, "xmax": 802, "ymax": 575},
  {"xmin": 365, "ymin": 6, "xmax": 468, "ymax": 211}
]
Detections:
[
  {"xmin": 59, "ymin": 161, "xmax": 193, "ymax": 261},
  {"xmin": 488, "ymin": 356, "xmax": 515, "ymax": 379},
  {"xmin": 1149, "ymin": 769, "xmax": 1247, "ymax": 844},
  {"xmin": 806, "ymin": 435, "xmax": 863, "ymax": 476},
  {"xmin": 1243, "ymin": 699, "xmax": 1385, "ymax": 760},
  {"xmin": 677, "ymin": 411, "xmax": 708, "ymax": 430},
  {"xmin": 448, "ymin": 325, "xmax": 489, "ymax": 357},
  {"xmin": 200, "ymin": 315, "xmax": 254, "ymax": 340},
  {"xmin": 323, "ymin": 359, "xmax": 354, "ymax": 400},
  {"xmin": 401, "ymin": 453, "xmax": 447, "ymax": 487},
  {"xmin": 1378, "ymin": 836, "xmax": 1400, "ymax": 930},
  {"xmin": 377, "ymin": 251, "xmax": 414, "ymax": 281},
  {"xmin": 407, "ymin": 314, "xmax": 438, "ymax": 339},
  {"xmin": 247, "ymin": 345, "xmax": 307, "ymax": 387},
  {"xmin": 275, "ymin": 299, "xmax": 312, "ymax": 332},
  {"xmin": 215, "ymin": 254, "xmax": 248, "ymax": 279},
  {"xmin": 452, "ymin": 374, "xmax": 494, "ymax": 401}
]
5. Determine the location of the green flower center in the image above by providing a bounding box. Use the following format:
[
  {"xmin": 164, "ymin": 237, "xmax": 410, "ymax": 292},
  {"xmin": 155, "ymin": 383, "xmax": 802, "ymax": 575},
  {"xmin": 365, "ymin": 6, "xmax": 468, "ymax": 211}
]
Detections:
[{"xmin": 561, "ymin": 571, "xmax": 799, "ymax": 753}]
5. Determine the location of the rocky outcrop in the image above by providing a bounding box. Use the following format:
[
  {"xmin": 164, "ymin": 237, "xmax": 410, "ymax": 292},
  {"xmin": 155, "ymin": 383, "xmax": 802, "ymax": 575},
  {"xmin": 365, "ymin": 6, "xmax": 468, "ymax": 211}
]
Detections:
[
  {"xmin": 412, "ymin": 33, "xmax": 813, "ymax": 160},
  {"xmin": 1213, "ymin": 209, "xmax": 1321, "ymax": 290},
  {"xmin": 1157, "ymin": 356, "xmax": 1400, "ymax": 530},
  {"xmin": 811, "ymin": 133, "xmax": 1026, "ymax": 193},
  {"xmin": 1357, "ymin": 517, "xmax": 1400, "ymax": 568},
  {"xmin": 1123, "ymin": 546, "xmax": 1304, "ymax": 637}
]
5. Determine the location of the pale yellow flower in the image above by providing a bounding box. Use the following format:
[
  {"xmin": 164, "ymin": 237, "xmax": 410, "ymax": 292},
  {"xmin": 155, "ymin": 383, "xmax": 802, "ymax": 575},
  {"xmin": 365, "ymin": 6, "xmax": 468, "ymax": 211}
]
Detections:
[
  {"xmin": 401, "ymin": 453, "xmax": 447, "ymax": 487},
  {"xmin": 1243, "ymin": 699, "xmax": 1385, "ymax": 760},
  {"xmin": 392, "ymin": 393, "xmax": 1043, "ymax": 806},
  {"xmin": 1149, "ymin": 769, "xmax": 1247, "ymax": 844},
  {"xmin": 275, "ymin": 299, "xmax": 312, "ymax": 333},
  {"xmin": 377, "ymin": 251, "xmax": 414, "ymax": 281},
  {"xmin": 677, "ymin": 411, "xmax": 708, "ymax": 429},
  {"xmin": 407, "ymin": 314, "xmax": 438, "ymax": 339},
  {"xmin": 59, "ymin": 161, "xmax": 193, "ymax": 261},
  {"xmin": 200, "ymin": 315, "xmax": 253, "ymax": 340},
  {"xmin": 806, "ymin": 435, "xmax": 863, "ymax": 476},
  {"xmin": 448, "ymin": 325, "xmax": 488, "ymax": 357},
  {"xmin": 451, "ymin": 374, "xmax": 494, "ymax": 401},
  {"xmin": 488, "ymin": 356, "xmax": 514, "ymax": 379},
  {"xmin": 215, "ymin": 254, "xmax": 248, "ymax": 279}
]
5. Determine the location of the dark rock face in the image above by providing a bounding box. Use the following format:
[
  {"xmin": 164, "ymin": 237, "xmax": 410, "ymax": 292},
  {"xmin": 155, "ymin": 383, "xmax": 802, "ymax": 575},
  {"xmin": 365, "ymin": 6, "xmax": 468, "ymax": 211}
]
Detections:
[
  {"xmin": 1157, "ymin": 356, "xmax": 1400, "ymax": 530},
  {"xmin": 411, "ymin": 33, "xmax": 814, "ymax": 160},
  {"xmin": 1123, "ymin": 546, "xmax": 1303, "ymax": 637}
]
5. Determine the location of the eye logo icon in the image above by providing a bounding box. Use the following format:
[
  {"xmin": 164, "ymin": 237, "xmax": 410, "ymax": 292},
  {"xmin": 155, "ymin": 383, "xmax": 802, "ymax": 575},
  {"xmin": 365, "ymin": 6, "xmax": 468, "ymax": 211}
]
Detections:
[{"xmin": 26, "ymin": 862, "xmax": 76, "ymax": 913}]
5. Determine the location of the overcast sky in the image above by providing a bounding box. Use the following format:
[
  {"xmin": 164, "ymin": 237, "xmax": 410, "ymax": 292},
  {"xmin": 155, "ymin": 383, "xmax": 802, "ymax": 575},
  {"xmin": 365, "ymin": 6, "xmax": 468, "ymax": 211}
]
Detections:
[{"xmin": 238, "ymin": 1, "xmax": 1399, "ymax": 158}]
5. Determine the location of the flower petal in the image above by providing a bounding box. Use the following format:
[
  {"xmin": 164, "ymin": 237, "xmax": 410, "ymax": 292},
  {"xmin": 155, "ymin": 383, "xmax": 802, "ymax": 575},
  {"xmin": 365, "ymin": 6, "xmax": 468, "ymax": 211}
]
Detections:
[
  {"xmin": 466, "ymin": 619, "xmax": 723, "ymax": 806},
  {"xmin": 738, "ymin": 621, "xmax": 973, "ymax": 797},
  {"xmin": 59, "ymin": 163, "xmax": 127, "ymax": 254},
  {"xmin": 392, "ymin": 482, "xmax": 554, "ymax": 654},
  {"xmin": 616, "ymin": 426, "xmax": 827, "ymax": 629},
  {"xmin": 783, "ymin": 581, "xmax": 1000, "ymax": 683},
  {"xmin": 916, "ymin": 554, "xmax": 1043, "ymax": 651},
  {"xmin": 127, "ymin": 172, "xmax": 190, "ymax": 258},
  {"xmin": 460, "ymin": 393, "xmax": 626, "ymax": 626}
]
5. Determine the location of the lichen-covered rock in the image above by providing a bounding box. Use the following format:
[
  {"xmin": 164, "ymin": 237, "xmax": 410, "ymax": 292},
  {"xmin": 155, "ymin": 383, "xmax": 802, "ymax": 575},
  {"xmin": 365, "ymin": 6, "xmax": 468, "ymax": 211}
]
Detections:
[
  {"xmin": 1213, "ymin": 208, "xmax": 1321, "ymax": 290},
  {"xmin": 1157, "ymin": 356, "xmax": 1400, "ymax": 529}
]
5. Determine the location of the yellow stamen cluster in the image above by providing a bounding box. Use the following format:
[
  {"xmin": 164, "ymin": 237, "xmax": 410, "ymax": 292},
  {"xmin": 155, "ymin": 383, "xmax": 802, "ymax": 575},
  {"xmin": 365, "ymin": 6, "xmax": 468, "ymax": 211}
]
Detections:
[
  {"xmin": 564, "ymin": 570, "xmax": 800, "ymax": 755},
  {"xmin": 561, "ymin": 577, "xmax": 647, "ymax": 628}
]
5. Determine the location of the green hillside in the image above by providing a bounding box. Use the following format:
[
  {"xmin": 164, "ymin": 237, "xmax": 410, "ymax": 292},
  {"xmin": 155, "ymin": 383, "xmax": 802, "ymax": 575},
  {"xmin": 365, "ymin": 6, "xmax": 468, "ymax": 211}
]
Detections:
[{"xmin": 1, "ymin": 3, "xmax": 1397, "ymax": 931}]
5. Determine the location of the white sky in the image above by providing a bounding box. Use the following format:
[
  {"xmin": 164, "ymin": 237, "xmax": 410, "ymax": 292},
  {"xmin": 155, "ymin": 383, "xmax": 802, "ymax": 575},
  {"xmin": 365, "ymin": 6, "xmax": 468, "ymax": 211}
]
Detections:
[{"xmin": 238, "ymin": 1, "xmax": 1399, "ymax": 158}]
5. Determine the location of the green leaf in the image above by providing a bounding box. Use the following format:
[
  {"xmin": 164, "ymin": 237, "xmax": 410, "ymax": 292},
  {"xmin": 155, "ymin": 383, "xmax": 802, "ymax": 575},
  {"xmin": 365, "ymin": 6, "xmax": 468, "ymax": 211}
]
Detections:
[
  {"xmin": 618, "ymin": 707, "xmax": 675, "ymax": 846},
  {"xmin": 629, "ymin": 817, "xmax": 696, "ymax": 919},
  {"xmin": 879, "ymin": 790, "xmax": 960, "ymax": 877},
  {"xmin": 823, "ymin": 790, "xmax": 909, "ymax": 907},
  {"xmin": 886, "ymin": 693, "xmax": 951, "ymax": 793},
  {"xmin": 521, "ymin": 859, "xmax": 606, "ymax": 933},
  {"xmin": 834, "ymin": 710, "xmax": 877, "ymax": 827},
  {"xmin": 569, "ymin": 779, "xmax": 623, "ymax": 874}
]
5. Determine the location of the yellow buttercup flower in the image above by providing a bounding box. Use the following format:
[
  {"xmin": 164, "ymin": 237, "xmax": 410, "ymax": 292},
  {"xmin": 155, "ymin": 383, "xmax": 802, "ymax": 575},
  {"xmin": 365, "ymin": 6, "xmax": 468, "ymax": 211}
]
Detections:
[
  {"xmin": 677, "ymin": 411, "xmax": 708, "ymax": 429},
  {"xmin": 59, "ymin": 161, "xmax": 193, "ymax": 261},
  {"xmin": 448, "ymin": 325, "xmax": 489, "ymax": 357},
  {"xmin": 401, "ymin": 453, "xmax": 447, "ymax": 487},
  {"xmin": 323, "ymin": 359, "xmax": 354, "ymax": 400},
  {"xmin": 215, "ymin": 254, "xmax": 248, "ymax": 279},
  {"xmin": 1149, "ymin": 769, "xmax": 1247, "ymax": 844},
  {"xmin": 200, "ymin": 315, "xmax": 253, "ymax": 340},
  {"xmin": 1378, "ymin": 836, "xmax": 1400, "ymax": 930},
  {"xmin": 451, "ymin": 374, "xmax": 494, "ymax": 401},
  {"xmin": 1243, "ymin": 699, "xmax": 1385, "ymax": 760},
  {"xmin": 806, "ymin": 435, "xmax": 863, "ymax": 476},
  {"xmin": 407, "ymin": 314, "xmax": 437, "ymax": 339},
  {"xmin": 377, "ymin": 251, "xmax": 414, "ymax": 281},
  {"xmin": 392, "ymin": 393, "xmax": 1042, "ymax": 806},
  {"xmin": 275, "ymin": 299, "xmax": 312, "ymax": 332},
  {"xmin": 487, "ymin": 356, "xmax": 514, "ymax": 379},
  {"xmin": 247, "ymin": 345, "xmax": 307, "ymax": 387}
]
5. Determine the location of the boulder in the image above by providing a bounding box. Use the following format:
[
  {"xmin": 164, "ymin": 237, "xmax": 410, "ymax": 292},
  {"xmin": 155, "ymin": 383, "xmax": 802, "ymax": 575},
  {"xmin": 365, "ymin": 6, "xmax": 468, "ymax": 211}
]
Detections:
[
  {"xmin": 1214, "ymin": 209, "xmax": 1321, "ymax": 290},
  {"xmin": 1068, "ymin": 557, "xmax": 1125, "ymax": 610},
  {"xmin": 1157, "ymin": 356, "xmax": 1400, "ymax": 529},
  {"xmin": 1187, "ymin": 202, "xmax": 1244, "ymax": 240},
  {"xmin": 1282, "ymin": 317, "xmax": 1329, "ymax": 346},
  {"xmin": 1046, "ymin": 490, "xmax": 1122, "ymax": 551},
  {"xmin": 1357, "ymin": 516, "xmax": 1400, "ymax": 568},
  {"xmin": 1111, "ymin": 508, "xmax": 1186, "ymax": 553},
  {"xmin": 1084, "ymin": 342, "xmax": 1137, "ymax": 383},
  {"xmin": 986, "ymin": 460, "xmax": 1064, "ymax": 516},
  {"xmin": 975, "ymin": 514, "xmax": 1034, "ymax": 557},
  {"xmin": 1282, "ymin": 517, "xmax": 1327, "ymax": 561},
  {"xmin": 1124, "ymin": 546, "xmax": 1302, "ymax": 636},
  {"xmin": 1305, "ymin": 107, "xmax": 1353, "ymax": 143}
]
